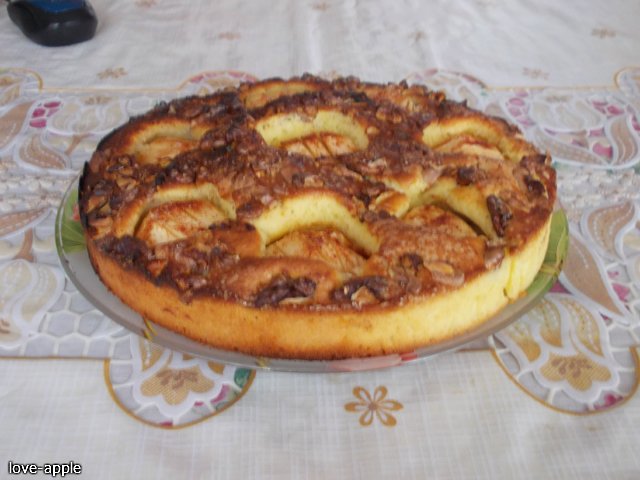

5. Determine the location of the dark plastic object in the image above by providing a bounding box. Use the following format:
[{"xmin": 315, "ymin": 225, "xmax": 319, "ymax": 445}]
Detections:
[{"xmin": 7, "ymin": 0, "xmax": 97, "ymax": 46}]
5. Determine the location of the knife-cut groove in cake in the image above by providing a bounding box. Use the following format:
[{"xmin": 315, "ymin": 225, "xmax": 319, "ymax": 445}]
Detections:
[
  {"xmin": 421, "ymin": 117, "xmax": 530, "ymax": 162},
  {"xmin": 120, "ymin": 121, "xmax": 210, "ymax": 165},
  {"xmin": 252, "ymin": 194, "xmax": 380, "ymax": 254},
  {"xmin": 79, "ymin": 74, "xmax": 556, "ymax": 360},
  {"xmin": 112, "ymin": 183, "xmax": 235, "ymax": 238},
  {"xmin": 239, "ymin": 80, "xmax": 321, "ymax": 109},
  {"xmin": 282, "ymin": 133, "xmax": 359, "ymax": 158},
  {"xmin": 135, "ymin": 200, "xmax": 227, "ymax": 246},
  {"xmin": 256, "ymin": 110, "xmax": 369, "ymax": 150}
]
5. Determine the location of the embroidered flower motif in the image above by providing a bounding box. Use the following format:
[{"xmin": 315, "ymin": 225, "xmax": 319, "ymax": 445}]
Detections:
[
  {"xmin": 591, "ymin": 28, "xmax": 616, "ymax": 39},
  {"xmin": 217, "ymin": 32, "xmax": 241, "ymax": 41},
  {"xmin": 83, "ymin": 95, "xmax": 112, "ymax": 106},
  {"xmin": 97, "ymin": 68, "xmax": 127, "ymax": 80},
  {"xmin": 107, "ymin": 338, "xmax": 256, "ymax": 427},
  {"xmin": 140, "ymin": 366, "xmax": 214, "ymax": 405},
  {"xmin": 311, "ymin": 2, "xmax": 330, "ymax": 11},
  {"xmin": 522, "ymin": 68, "xmax": 550, "ymax": 81},
  {"xmin": 543, "ymin": 94, "xmax": 572, "ymax": 104},
  {"xmin": 345, "ymin": 386, "xmax": 403, "ymax": 426},
  {"xmin": 540, "ymin": 352, "xmax": 611, "ymax": 391}
]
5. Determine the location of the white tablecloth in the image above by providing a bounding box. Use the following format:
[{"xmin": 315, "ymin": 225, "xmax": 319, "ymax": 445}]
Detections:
[
  {"xmin": 1, "ymin": 1, "xmax": 640, "ymax": 478},
  {"xmin": 2, "ymin": 0, "xmax": 639, "ymax": 89}
]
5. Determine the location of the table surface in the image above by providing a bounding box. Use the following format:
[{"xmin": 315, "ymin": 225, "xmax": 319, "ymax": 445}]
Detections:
[{"xmin": 1, "ymin": 1, "xmax": 640, "ymax": 478}]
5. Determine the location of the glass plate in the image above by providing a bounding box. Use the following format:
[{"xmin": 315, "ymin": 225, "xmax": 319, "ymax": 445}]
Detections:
[{"xmin": 56, "ymin": 176, "xmax": 568, "ymax": 372}]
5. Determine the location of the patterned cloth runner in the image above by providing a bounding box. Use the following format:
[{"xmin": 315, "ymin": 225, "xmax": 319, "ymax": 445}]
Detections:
[{"xmin": 2, "ymin": 67, "xmax": 639, "ymax": 426}]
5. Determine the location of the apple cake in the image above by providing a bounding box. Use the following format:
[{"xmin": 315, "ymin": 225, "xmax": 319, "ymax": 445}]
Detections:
[{"xmin": 78, "ymin": 75, "xmax": 556, "ymax": 360}]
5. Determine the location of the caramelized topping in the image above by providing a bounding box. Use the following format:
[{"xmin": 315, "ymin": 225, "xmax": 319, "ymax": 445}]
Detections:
[{"xmin": 79, "ymin": 75, "xmax": 556, "ymax": 308}]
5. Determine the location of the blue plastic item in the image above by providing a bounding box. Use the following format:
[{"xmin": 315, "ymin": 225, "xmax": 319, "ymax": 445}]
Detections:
[{"xmin": 7, "ymin": 0, "xmax": 97, "ymax": 46}]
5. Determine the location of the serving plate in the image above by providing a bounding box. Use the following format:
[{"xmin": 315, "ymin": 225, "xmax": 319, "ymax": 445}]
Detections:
[{"xmin": 56, "ymin": 175, "xmax": 568, "ymax": 372}]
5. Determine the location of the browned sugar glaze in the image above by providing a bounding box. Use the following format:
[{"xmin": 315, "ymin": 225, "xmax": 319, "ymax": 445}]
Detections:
[{"xmin": 79, "ymin": 75, "xmax": 556, "ymax": 310}]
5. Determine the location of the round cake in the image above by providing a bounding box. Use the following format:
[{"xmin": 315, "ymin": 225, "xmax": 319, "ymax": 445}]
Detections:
[{"xmin": 78, "ymin": 75, "xmax": 556, "ymax": 360}]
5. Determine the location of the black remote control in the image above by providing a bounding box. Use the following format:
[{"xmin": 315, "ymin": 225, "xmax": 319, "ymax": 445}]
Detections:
[{"xmin": 7, "ymin": 0, "xmax": 97, "ymax": 46}]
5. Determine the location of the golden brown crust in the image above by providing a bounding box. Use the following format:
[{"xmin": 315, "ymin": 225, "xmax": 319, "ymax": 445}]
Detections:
[{"xmin": 79, "ymin": 74, "xmax": 556, "ymax": 359}]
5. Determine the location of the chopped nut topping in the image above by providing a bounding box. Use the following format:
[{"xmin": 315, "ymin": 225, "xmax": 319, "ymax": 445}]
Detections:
[
  {"xmin": 399, "ymin": 253, "xmax": 423, "ymax": 274},
  {"xmin": 487, "ymin": 194, "xmax": 512, "ymax": 237},
  {"xmin": 425, "ymin": 262, "xmax": 464, "ymax": 287},
  {"xmin": 333, "ymin": 276, "xmax": 389, "ymax": 303},
  {"xmin": 484, "ymin": 245, "xmax": 505, "ymax": 270},
  {"xmin": 254, "ymin": 276, "xmax": 317, "ymax": 307},
  {"xmin": 456, "ymin": 166, "xmax": 478, "ymax": 186},
  {"xmin": 79, "ymin": 74, "xmax": 555, "ymax": 316}
]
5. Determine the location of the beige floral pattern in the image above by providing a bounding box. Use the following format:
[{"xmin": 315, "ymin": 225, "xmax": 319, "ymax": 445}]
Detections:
[
  {"xmin": 311, "ymin": 2, "xmax": 330, "ymax": 11},
  {"xmin": 494, "ymin": 292, "xmax": 634, "ymax": 413},
  {"xmin": 18, "ymin": 133, "xmax": 68, "ymax": 170},
  {"xmin": 522, "ymin": 68, "xmax": 550, "ymax": 80},
  {"xmin": 1, "ymin": 67, "xmax": 638, "ymax": 431},
  {"xmin": 0, "ymin": 75, "xmax": 20, "ymax": 88},
  {"xmin": 11, "ymin": 229, "xmax": 34, "ymax": 262},
  {"xmin": 47, "ymin": 95, "xmax": 126, "ymax": 135},
  {"xmin": 0, "ymin": 260, "xmax": 65, "ymax": 346},
  {"xmin": 0, "ymin": 209, "xmax": 48, "ymax": 238},
  {"xmin": 106, "ymin": 337, "xmax": 255, "ymax": 427},
  {"xmin": 505, "ymin": 322, "xmax": 542, "ymax": 361},
  {"xmin": 97, "ymin": 67, "xmax": 127, "ymax": 80},
  {"xmin": 0, "ymin": 83, "xmax": 20, "ymax": 107},
  {"xmin": 217, "ymin": 32, "xmax": 241, "ymax": 41},
  {"xmin": 562, "ymin": 231, "xmax": 629, "ymax": 322},
  {"xmin": 541, "ymin": 352, "xmax": 611, "ymax": 391},
  {"xmin": 528, "ymin": 91, "xmax": 603, "ymax": 131},
  {"xmin": 592, "ymin": 28, "xmax": 616, "ymax": 39},
  {"xmin": 0, "ymin": 102, "xmax": 34, "ymax": 150},
  {"xmin": 0, "ymin": 317, "xmax": 12, "ymax": 336},
  {"xmin": 0, "ymin": 71, "xmax": 38, "ymax": 107},
  {"xmin": 499, "ymin": 78, "xmax": 640, "ymax": 170},
  {"xmin": 141, "ymin": 366, "xmax": 215, "ymax": 405},
  {"xmin": 494, "ymin": 197, "xmax": 640, "ymax": 413},
  {"xmin": 345, "ymin": 386, "xmax": 403, "ymax": 426},
  {"xmin": 83, "ymin": 95, "xmax": 112, "ymax": 106},
  {"xmin": 581, "ymin": 201, "xmax": 635, "ymax": 261},
  {"xmin": 0, "ymin": 71, "xmax": 263, "ymax": 438}
]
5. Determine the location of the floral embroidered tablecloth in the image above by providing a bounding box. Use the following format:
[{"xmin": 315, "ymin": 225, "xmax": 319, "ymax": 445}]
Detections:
[{"xmin": 2, "ymin": 1, "xmax": 640, "ymax": 478}]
